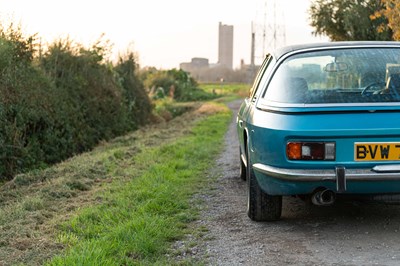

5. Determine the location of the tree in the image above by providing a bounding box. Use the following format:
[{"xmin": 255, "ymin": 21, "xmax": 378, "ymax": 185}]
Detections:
[
  {"xmin": 371, "ymin": 0, "xmax": 400, "ymax": 40},
  {"xmin": 309, "ymin": 0, "xmax": 392, "ymax": 41},
  {"xmin": 115, "ymin": 52, "xmax": 152, "ymax": 127}
]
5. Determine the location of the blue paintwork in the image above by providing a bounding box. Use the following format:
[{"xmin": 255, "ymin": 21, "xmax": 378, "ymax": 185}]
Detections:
[
  {"xmin": 244, "ymin": 109, "xmax": 400, "ymax": 195},
  {"xmin": 237, "ymin": 42, "xmax": 400, "ymax": 197}
]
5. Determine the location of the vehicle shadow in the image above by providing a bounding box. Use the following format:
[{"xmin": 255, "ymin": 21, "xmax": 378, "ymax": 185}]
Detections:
[
  {"xmin": 274, "ymin": 196, "xmax": 400, "ymax": 264},
  {"xmin": 280, "ymin": 195, "xmax": 400, "ymax": 246}
]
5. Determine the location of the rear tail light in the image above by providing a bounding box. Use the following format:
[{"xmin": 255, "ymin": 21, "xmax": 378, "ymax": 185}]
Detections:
[{"xmin": 287, "ymin": 142, "xmax": 335, "ymax": 161}]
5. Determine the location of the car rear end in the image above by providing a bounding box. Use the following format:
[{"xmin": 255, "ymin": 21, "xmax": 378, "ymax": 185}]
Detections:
[
  {"xmin": 250, "ymin": 107, "xmax": 400, "ymax": 197},
  {"xmin": 251, "ymin": 43, "xmax": 400, "ymax": 201}
]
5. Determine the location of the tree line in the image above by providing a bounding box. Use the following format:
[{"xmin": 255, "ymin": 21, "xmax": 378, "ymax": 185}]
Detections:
[{"xmin": 309, "ymin": 0, "xmax": 400, "ymax": 41}]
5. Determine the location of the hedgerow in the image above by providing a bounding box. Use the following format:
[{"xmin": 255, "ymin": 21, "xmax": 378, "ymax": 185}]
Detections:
[{"xmin": 0, "ymin": 25, "xmax": 152, "ymax": 180}]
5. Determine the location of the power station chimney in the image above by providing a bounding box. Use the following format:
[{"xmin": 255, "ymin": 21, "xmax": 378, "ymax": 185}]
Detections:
[
  {"xmin": 218, "ymin": 22, "xmax": 234, "ymax": 69},
  {"xmin": 251, "ymin": 22, "xmax": 255, "ymax": 67}
]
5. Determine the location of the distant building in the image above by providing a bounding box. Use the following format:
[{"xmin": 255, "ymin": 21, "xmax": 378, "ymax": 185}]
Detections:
[
  {"xmin": 180, "ymin": 57, "xmax": 209, "ymax": 72},
  {"xmin": 218, "ymin": 22, "xmax": 234, "ymax": 69},
  {"xmin": 179, "ymin": 22, "xmax": 244, "ymax": 82}
]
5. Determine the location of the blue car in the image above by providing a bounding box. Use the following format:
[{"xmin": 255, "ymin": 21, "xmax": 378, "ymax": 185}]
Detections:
[{"xmin": 237, "ymin": 42, "xmax": 400, "ymax": 221}]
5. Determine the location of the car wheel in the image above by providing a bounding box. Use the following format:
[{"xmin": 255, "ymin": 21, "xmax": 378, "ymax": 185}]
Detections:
[
  {"xmin": 246, "ymin": 147, "xmax": 282, "ymax": 221},
  {"xmin": 239, "ymin": 148, "xmax": 247, "ymax": 181}
]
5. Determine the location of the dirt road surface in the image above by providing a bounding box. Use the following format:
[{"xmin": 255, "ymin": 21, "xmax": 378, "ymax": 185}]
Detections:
[{"xmin": 197, "ymin": 100, "xmax": 400, "ymax": 265}]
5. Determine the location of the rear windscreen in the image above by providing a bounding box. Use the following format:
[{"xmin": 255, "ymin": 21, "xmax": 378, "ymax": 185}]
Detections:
[{"xmin": 263, "ymin": 48, "xmax": 400, "ymax": 104}]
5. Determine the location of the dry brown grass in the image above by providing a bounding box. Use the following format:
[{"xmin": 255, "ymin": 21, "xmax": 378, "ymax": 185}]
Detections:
[{"xmin": 195, "ymin": 102, "xmax": 228, "ymax": 115}]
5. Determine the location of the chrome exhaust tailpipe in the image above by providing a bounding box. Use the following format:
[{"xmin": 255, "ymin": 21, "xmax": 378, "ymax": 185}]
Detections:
[{"xmin": 312, "ymin": 189, "xmax": 336, "ymax": 206}]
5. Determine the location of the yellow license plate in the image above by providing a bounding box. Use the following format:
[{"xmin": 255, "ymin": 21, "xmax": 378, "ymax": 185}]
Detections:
[{"xmin": 355, "ymin": 143, "xmax": 400, "ymax": 161}]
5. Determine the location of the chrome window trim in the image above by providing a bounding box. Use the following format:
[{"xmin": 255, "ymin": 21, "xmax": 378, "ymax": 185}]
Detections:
[
  {"xmin": 257, "ymin": 44, "xmax": 400, "ymax": 109},
  {"xmin": 275, "ymin": 43, "xmax": 400, "ymax": 62}
]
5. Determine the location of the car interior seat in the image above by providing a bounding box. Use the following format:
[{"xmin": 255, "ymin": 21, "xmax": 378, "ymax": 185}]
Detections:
[
  {"xmin": 285, "ymin": 77, "xmax": 309, "ymax": 103},
  {"xmin": 385, "ymin": 73, "xmax": 400, "ymax": 98}
]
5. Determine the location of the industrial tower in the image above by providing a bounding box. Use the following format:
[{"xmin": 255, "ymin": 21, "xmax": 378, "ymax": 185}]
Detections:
[
  {"xmin": 251, "ymin": 0, "xmax": 286, "ymax": 66},
  {"xmin": 218, "ymin": 22, "xmax": 234, "ymax": 69}
]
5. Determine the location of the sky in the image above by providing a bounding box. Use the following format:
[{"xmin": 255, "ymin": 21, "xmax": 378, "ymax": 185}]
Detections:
[{"xmin": 0, "ymin": 0, "xmax": 328, "ymax": 69}]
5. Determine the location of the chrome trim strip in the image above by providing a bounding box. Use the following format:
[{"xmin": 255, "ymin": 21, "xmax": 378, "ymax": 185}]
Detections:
[
  {"xmin": 275, "ymin": 43, "xmax": 400, "ymax": 63},
  {"xmin": 241, "ymin": 154, "xmax": 247, "ymax": 168},
  {"xmin": 257, "ymin": 99, "xmax": 400, "ymax": 109},
  {"xmin": 373, "ymin": 164, "xmax": 400, "ymax": 173},
  {"xmin": 253, "ymin": 163, "xmax": 400, "ymax": 182}
]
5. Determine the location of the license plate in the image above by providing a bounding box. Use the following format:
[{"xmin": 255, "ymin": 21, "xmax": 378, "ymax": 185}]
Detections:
[{"xmin": 355, "ymin": 142, "xmax": 400, "ymax": 161}]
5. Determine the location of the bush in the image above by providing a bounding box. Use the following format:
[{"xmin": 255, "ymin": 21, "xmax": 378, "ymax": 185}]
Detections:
[
  {"xmin": 143, "ymin": 68, "xmax": 215, "ymax": 102},
  {"xmin": 0, "ymin": 26, "xmax": 153, "ymax": 180},
  {"xmin": 40, "ymin": 39, "xmax": 130, "ymax": 151},
  {"xmin": 0, "ymin": 25, "xmax": 58, "ymax": 178},
  {"xmin": 114, "ymin": 52, "xmax": 152, "ymax": 127},
  {"xmin": 153, "ymin": 98, "xmax": 194, "ymax": 121}
]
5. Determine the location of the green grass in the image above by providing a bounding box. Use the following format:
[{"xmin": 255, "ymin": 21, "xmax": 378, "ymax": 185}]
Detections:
[
  {"xmin": 45, "ymin": 104, "xmax": 232, "ymax": 265},
  {"xmin": 199, "ymin": 83, "xmax": 250, "ymax": 101},
  {"xmin": 153, "ymin": 98, "xmax": 200, "ymax": 121}
]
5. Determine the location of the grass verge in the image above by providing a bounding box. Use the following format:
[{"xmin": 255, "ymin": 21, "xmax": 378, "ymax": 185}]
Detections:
[
  {"xmin": 43, "ymin": 102, "xmax": 231, "ymax": 265},
  {"xmin": 199, "ymin": 83, "xmax": 249, "ymax": 102}
]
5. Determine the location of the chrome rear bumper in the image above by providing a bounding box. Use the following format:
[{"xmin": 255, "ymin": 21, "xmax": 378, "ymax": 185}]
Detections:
[{"xmin": 253, "ymin": 163, "xmax": 400, "ymax": 192}]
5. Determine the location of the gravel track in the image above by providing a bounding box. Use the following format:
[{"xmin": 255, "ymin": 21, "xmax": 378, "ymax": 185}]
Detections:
[{"xmin": 196, "ymin": 100, "xmax": 400, "ymax": 266}]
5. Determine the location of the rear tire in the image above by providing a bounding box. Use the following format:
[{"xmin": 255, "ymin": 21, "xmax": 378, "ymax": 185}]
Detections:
[{"xmin": 246, "ymin": 146, "xmax": 282, "ymax": 221}]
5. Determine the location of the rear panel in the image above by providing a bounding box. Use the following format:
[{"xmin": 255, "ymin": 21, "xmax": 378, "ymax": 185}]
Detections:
[{"xmin": 249, "ymin": 109, "xmax": 400, "ymax": 170}]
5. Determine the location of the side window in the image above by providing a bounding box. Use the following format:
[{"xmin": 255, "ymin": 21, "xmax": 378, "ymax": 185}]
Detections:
[
  {"xmin": 249, "ymin": 55, "xmax": 269, "ymax": 98},
  {"xmin": 250, "ymin": 55, "xmax": 275, "ymax": 101}
]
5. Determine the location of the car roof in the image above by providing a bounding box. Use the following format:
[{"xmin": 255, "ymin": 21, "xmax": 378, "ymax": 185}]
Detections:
[{"xmin": 271, "ymin": 41, "xmax": 400, "ymax": 60}]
